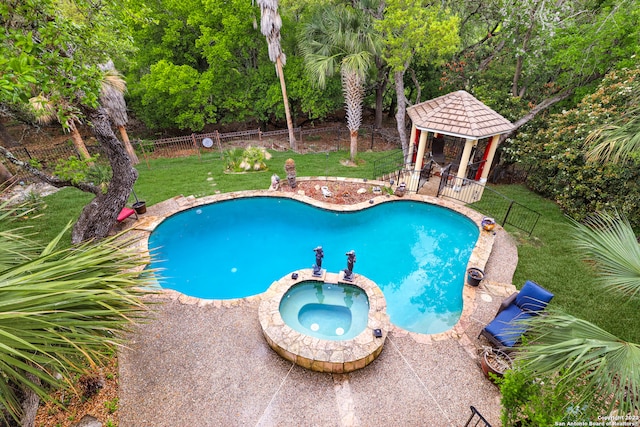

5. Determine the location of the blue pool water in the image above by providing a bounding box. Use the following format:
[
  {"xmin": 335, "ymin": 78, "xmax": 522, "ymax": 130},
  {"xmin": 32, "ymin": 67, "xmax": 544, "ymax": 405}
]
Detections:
[
  {"xmin": 148, "ymin": 197, "xmax": 479, "ymax": 334},
  {"xmin": 279, "ymin": 281, "xmax": 369, "ymax": 340}
]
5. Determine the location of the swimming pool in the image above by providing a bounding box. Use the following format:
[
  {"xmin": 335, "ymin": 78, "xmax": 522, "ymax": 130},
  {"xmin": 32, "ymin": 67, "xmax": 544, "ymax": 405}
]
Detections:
[{"xmin": 148, "ymin": 197, "xmax": 479, "ymax": 334}]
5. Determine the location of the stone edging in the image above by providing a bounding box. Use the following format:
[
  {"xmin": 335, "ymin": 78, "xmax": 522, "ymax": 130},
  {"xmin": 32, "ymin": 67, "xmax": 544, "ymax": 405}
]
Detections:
[
  {"xmin": 125, "ymin": 177, "xmax": 498, "ymax": 343},
  {"xmin": 258, "ymin": 269, "xmax": 390, "ymax": 373}
]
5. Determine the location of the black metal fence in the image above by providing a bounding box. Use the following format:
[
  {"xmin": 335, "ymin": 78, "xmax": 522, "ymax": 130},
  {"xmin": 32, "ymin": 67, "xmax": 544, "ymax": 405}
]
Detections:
[
  {"xmin": 372, "ymin": 149, "xmax": 405, "ymax": 181},
  {"xmin": 438, "ymin": 169, "xmax": 540, "ymax": 236}
]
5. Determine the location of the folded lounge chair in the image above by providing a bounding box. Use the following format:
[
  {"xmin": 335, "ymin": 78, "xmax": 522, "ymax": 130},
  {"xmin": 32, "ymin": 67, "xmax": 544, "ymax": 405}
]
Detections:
[
  {"xmin": 479, "ymin": 280, "xmax": 554, "ymax": 349},
  {"xmin": 117, "ymin": 207, "xmax": 138, "ymax": 223}
]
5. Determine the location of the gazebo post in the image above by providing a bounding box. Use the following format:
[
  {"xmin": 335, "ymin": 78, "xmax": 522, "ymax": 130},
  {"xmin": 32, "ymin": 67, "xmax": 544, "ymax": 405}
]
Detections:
[
  {"xmin": 454, "ymin": 138, "xmax": 476, "ymax": 190},
  {"xmin": 407, "ymin": 125, "xmax": 417, "ymax": 164},
  {"xmin": 477, "ymin": 134, "xmax": 501, "ymax": 183},
  {"xmin": 408, "ymin": 130, "xmax": 428, "ymax": 192}
]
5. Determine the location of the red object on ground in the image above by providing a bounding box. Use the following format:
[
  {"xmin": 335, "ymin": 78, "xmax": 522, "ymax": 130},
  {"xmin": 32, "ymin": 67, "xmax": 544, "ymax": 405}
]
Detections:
[{"xmin": 117, "ymin": 207, "xmax": 137, "ymax": 222}]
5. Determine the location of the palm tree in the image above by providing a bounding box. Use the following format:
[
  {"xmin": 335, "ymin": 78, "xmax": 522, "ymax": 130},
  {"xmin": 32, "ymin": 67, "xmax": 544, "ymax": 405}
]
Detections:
[
  {"xmin": 298, "ymin": 4, "xmax": 380, "ymax": 162},
  {"xmin": 516, "ymin": 211, "xmax": 640, "ymax": 414},
  {"xmin": 99, "ymin": 60, "xmax": 139, "ymax": 164},
  {"xmin": 0, "ymin": 204, "xmax": 153, "ymax": 426},
  {"xmin": 256, "ymin": 0, "xmax": 296, "ymax": 150},
  {"xmin": 29, "ymin": 95, "xmax": 93, "ymax": 163}
]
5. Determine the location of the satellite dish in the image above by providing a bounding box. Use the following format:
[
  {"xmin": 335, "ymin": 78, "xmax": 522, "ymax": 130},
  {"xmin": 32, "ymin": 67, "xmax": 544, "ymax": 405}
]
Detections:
[{"xmin": 202, "ymin": 137, "xmax": 214, "ymax": 148}]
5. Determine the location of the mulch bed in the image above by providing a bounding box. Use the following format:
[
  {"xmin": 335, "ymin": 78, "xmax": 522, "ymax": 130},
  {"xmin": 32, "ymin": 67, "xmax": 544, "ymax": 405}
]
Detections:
[{"xmin": 277, "ymin": 179, "xmax": 390, "ymax": 205}]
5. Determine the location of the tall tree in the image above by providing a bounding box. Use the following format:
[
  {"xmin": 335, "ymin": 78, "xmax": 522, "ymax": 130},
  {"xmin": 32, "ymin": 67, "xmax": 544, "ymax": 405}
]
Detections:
[
  {"xmin": 376, "ymin": 0, "xmax": 459, "ymax": 156},
  {"xmin": 299, "ymin": 4, "xmax": 381, "ymax": 161},
  {"xmin": 442, "ymin": 0, "xmax": 640, "ymax": 142},
  {"xmin": 257, "ymin": 0, "xmax": 297, "ymax": 150},
  {"xmin": 0, "ymin": 206, "xmax": 152, "ymax": 426},
  {"xmin": 0, "ymin": 0, "xmax": 138, "ymax": 243}
]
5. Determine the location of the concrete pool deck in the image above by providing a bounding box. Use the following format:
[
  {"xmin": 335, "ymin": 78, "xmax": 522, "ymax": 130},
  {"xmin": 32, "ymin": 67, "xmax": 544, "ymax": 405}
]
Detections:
[{"xmin": 118, "ymin": 181, "xmax": 518, "ymax": 426}]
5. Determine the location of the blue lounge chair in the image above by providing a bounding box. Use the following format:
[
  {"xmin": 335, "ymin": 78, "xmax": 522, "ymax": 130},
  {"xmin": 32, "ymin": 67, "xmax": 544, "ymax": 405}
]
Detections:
[{"xmin": 480, "ymin": 280, "xmax": 554, "ymax": 349}]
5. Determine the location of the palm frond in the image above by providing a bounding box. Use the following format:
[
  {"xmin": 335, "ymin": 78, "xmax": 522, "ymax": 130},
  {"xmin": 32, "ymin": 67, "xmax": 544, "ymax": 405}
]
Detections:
[
  {"xmin": 571, "ymin": 211, "xmax": 640, "ymax": 298},
  {"xmin": 28, "ymin": 95, "xmax": 57, "ymax": 125},
  {"xmin": 586, "ymin": 104, "xmax": 640, "ymax": 164},
  {"xmin": 99, "ymin": 69, "xmax": 128, "ymax": 126},
  {"xmin": 0, "ymin": 212, "xmax": 156, "ymax": 422},
  {"xmin": 518, "ymin": 312, "xmax": 640, "ymax": 413}
]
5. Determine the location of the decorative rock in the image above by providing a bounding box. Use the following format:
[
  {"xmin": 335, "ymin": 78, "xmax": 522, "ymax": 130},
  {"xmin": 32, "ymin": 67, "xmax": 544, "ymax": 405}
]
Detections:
[
  {"xmin": 70, "ymin": 415, "xmax": 102, "ymax": 427},
  {"xmin": 357, "ymin": 188, "xmax": 367, "ymax": 194}
]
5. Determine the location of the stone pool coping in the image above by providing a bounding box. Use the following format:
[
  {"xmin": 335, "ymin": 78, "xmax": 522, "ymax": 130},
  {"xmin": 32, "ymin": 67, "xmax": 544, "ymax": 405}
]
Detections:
[
  {"xmin": 125, "ymin": 176, "xmax": 496, "ymax": 344},
  {"xmin": 258, "ymin": 269, "xmax": 390, "ymax": 373}
]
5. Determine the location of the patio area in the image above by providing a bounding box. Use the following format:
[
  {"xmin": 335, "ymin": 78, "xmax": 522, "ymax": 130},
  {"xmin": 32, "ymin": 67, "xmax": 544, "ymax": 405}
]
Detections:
[{"xmin": 117, "ymin": 184, "xmax": 518, "ymax": 426}]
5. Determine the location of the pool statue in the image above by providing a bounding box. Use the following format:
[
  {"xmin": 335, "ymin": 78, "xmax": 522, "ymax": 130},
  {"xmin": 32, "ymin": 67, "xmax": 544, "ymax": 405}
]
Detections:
[
  {"xmin": 343, "ymin": 250, "xmax": 356, "ymax": 281},
  {"xmin": 269, "ymin": 174, "xmax": 280, "ymax": 191},
  {"xmin": 313, "ymin": 246, "xmax": 324, "ymax": 276}
]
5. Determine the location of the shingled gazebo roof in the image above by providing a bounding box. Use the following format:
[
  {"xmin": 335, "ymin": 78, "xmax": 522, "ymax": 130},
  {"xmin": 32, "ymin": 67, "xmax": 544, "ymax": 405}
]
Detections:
[{"xmin": 407, "ymin": 90, "xmax": 513, "ymax": 139}]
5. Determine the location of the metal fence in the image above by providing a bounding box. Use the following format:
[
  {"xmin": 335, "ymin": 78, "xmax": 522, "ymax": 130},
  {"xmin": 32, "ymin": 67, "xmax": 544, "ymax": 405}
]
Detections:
[
  {"xmin": 372, "ymin": 149, "xmax": 405, "ymax": 181},
  {"xmin": 133, "ymin": 124, "xmax": 395, "ymax": 163},
  {"xmin": 438, "ymin": 169, "xmax": 541, "ymax": 236}
]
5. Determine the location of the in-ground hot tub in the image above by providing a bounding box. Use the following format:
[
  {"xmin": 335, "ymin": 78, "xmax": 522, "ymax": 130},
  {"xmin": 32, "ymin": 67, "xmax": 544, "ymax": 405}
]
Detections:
[
  {"xmin": 279, "ymin": 281, "xmax": 369, "ymax": 341},
  {"xmin": 259, "ymin": 269, "xmax": 390, "ymax": 373}
]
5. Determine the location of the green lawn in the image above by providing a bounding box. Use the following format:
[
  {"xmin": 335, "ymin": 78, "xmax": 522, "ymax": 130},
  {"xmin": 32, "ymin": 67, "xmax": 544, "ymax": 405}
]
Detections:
[{"xmin": 4, "ymin": 150, "xmax": 638, "ymax": 343}]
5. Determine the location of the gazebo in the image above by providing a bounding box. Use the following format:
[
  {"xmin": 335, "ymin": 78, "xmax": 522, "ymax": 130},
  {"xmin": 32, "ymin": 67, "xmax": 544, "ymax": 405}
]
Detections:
[{"xmin": 406, "ymin": 90, "xmax": 513, "ymax": 202}]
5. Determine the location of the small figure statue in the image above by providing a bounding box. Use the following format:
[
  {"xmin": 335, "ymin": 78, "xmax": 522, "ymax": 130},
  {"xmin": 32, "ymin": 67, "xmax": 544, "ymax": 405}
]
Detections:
[
  {"xmin": 343, "ymin": 250, "xmax": 356, "ymax": 281},
  {"xmin": 313, "ymin": 246, "xmax": 324, "ymax": 276},
  {"xmin": 269, "ymin": 174, "xmax": 280, "ymax": 191}
]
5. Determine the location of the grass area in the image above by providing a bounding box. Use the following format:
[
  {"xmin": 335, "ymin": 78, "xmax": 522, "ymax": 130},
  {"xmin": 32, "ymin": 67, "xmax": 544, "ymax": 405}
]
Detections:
[
  {"xmin": 4, "ymin": 150, "xmax": 639, "ymax": 343},
  {"xmin": 485, "ymin": 184, "xmax": 640, "ymax": 343},
  {"xmin": 132, "ymin": 150, "xmax": 380, "ymax": 206}
]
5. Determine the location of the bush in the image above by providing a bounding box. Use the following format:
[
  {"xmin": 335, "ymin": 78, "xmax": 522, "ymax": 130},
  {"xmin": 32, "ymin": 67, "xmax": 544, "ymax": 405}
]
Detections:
[
  {"xmin": 223, "ymin": 147, "xmax": 267, "ymax": 172},
  {"xmin": 513, "ymin": 67, "xmax": 640, "ymax": 228}
]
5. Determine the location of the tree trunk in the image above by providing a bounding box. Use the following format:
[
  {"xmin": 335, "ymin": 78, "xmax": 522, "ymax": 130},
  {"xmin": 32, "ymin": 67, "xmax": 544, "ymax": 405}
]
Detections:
[
  {"xmin": 374, "ymin": 82, "xmax": 385, "ymax": 129},
  {"xmin": 20, "ymin": 373, "xmax": 40, "ymax": 427},
  {"xmin": 342, "ymin": 69, "xmax": 364, "ymax": 162},
  {"xmin": 350, "ymin": 129, "xmax": 358, "ymax": 162},
  {"xmin": 499, "ymin": 88, "xmax": 575, "ymax": 143},
  {"xmin": 69, "ymin": 120, "xmax": 92, "ymax": 163},
  {"xmin": 512, "ymin": 5, "xmax": 538, "ymax": 96},
  {"xmin": 71, "ymin": 108, "xmax": 137, "ymax": 244},
  {"xmin": 0, "ymin": 160, "xmax": 13, "ymax": 184},
  {"xmin": 394, "ymin": 70, "xmax": 409, "ymax": 159},
  {"xmin": 118, "ymin": 125, "xmax": 139, "ymax": 165},
  {"xmin": 276, "ymin": 57, "xmax": 297, "ymax": 151}
]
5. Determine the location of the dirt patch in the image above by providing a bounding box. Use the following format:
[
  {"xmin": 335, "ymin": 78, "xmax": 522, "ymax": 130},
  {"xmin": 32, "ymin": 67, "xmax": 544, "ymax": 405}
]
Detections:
[{"xmin": 35, "ymin": 356, "xmax": 119, "ymax": 427}]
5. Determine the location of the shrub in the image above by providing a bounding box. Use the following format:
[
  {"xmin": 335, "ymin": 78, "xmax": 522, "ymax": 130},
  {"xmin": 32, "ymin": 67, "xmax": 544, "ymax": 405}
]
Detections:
[
  {"xmin": 223, "ymin": 147, "xmax": 267, "ymax": 172},
  {"xmin": 513, "ymin": 67, "xmax": 640, "ymax": 228}
]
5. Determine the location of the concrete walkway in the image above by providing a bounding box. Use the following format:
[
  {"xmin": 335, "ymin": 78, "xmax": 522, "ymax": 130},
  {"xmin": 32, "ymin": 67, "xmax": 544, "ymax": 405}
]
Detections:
[{"xmin": 118, "ymin": 189, "xmax": 519, "ymax": 427}]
